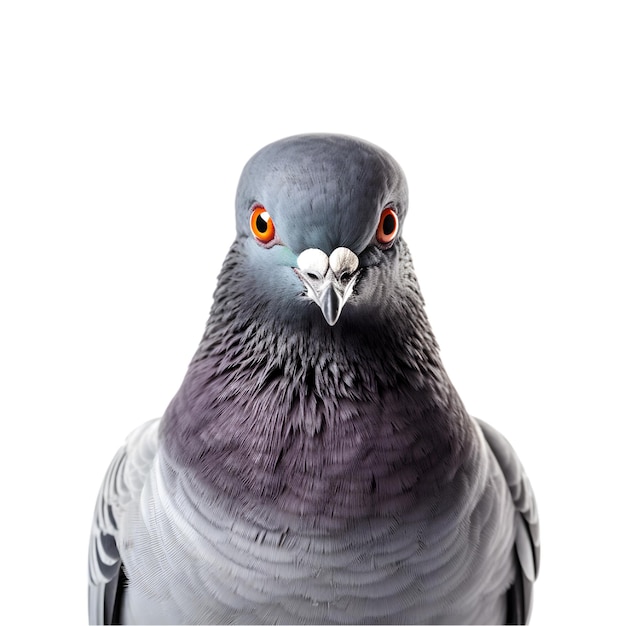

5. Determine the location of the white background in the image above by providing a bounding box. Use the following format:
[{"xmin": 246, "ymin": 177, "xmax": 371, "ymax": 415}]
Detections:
[{"xmin": 1, "ymin": 2, "xmax": 624, "ymax": 623}]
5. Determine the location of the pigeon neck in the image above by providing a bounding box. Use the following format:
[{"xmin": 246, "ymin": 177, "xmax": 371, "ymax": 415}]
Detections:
[{"xmin": 159, "ymin": 240, "xmax": 477, "ymax": 523}]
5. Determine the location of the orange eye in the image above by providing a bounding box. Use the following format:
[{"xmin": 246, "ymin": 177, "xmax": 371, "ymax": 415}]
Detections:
[
  {"xmin": 376, "ymin": 207, "xmax": 398, "ymax": 244},
  {"xmin": 250, "ymin": 205, "xmax": 276, "ymax": 244}
]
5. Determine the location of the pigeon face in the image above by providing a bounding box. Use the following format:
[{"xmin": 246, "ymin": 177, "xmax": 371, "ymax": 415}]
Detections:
[{"xmin": 233, "ymin": 134, "xmax": 409, "ymax": 326}]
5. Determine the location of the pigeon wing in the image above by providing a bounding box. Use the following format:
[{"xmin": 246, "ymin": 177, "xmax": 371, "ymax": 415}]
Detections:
[
  {"xmin": 88, "ymin": 419, "xmax": 160, "ymax": 625},
  {"xmin": 477, "ymin": 418, "xmax": 540, "ymax": 625}
]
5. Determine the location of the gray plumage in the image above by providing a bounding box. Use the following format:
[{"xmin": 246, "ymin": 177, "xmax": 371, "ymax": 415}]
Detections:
[{"xmin": 88, "ymin": 134, "xmax": 539, "ymax": 624}]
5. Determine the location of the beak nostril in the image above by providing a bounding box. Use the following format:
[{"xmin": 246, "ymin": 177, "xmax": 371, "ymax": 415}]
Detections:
[
  {"xmin": 329, "ymin": 247, "xmax": 359, "ymax": 278},
  {"xmin": 297, "ymin": 248, "xmax": 330, "ymax": 279}
]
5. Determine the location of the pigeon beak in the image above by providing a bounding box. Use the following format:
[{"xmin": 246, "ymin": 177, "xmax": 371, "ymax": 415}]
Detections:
[{"xmin": 295, "ymin": 247, "xmax": 360, "ymax": 326}]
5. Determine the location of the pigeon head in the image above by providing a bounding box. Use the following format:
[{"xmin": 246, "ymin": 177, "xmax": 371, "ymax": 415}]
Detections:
[{"xmin": 233, "ymin": 134, "xmax": 409, "ymax": 326}]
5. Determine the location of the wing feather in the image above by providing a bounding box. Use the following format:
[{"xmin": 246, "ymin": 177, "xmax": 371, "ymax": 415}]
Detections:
[
  {"xmin": 477, "ymin": 418, "xmax": 540, "ymax": 625},
  {"xmin": 88, "ymin": 419, "xmax": 160, "ymax": 625}
]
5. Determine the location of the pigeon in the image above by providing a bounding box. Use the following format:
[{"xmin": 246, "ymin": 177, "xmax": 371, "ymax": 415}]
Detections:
[{"xmin": 88, "ymin": 134, "xmax": 539, "ymax": 624}]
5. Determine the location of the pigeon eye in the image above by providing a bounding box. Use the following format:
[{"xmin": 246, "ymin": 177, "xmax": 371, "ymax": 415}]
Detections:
[
  {"xmin": 376, "ymin": 207, "xmax": 398, "ymax": 245},
  {"xmin": 250, "ymin": 205, "xmax": 276, "ymax": 244}
]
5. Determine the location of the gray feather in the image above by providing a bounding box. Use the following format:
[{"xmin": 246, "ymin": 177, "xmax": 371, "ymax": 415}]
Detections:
[
  {"xmin": 478, "ymin": 418, "xmax": 540, "ymax": 623},
  {"xmin": 88, "ymin": 420, "xmax": 159, "ymax": 624}
]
